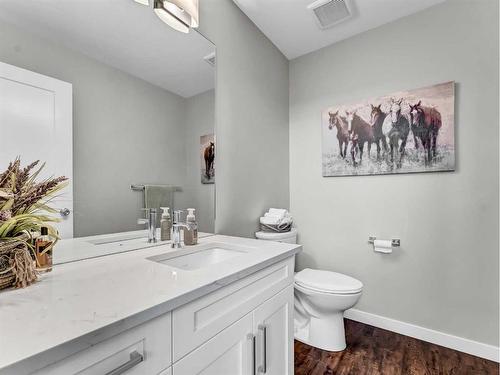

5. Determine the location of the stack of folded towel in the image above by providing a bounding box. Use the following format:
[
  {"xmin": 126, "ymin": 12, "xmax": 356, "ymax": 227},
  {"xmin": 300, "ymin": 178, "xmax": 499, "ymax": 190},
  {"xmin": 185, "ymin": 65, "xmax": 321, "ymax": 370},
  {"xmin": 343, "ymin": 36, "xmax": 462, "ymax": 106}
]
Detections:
[{"xmin": 259, "ymin": 208, "xmax": 293, "ymax": 232}]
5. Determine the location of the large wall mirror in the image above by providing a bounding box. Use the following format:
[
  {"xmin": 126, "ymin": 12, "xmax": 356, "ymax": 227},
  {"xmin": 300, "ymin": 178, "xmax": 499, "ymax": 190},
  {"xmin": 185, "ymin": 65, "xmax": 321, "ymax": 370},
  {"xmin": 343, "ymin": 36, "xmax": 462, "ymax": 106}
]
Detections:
[{"xmin": 0, "ymin": 1, "xmax": 216, "ymax": 262}]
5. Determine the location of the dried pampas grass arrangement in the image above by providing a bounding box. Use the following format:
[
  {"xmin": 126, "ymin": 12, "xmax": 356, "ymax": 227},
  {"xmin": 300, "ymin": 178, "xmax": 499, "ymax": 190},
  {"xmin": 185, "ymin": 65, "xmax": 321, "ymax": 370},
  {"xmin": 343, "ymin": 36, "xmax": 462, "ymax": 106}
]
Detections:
[{"xmin": 0, "ymin": 158, "xmax": 67, "ymax": 290}]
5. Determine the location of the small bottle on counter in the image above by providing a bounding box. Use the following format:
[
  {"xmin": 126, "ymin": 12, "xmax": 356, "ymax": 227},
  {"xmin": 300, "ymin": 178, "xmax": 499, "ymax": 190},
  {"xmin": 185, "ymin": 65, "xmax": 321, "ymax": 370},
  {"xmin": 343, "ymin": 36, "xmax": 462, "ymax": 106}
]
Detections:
[
  {"xmin": 35, "ymin": 226, "xmax": 53, "ymax": 273},
  {"xmin": 184, "ymin": 208, "xmax": 198, "ymax": 246},
  {"xmin": 160, "ymin": 207, "xmax": 172, "ymax": 241}
]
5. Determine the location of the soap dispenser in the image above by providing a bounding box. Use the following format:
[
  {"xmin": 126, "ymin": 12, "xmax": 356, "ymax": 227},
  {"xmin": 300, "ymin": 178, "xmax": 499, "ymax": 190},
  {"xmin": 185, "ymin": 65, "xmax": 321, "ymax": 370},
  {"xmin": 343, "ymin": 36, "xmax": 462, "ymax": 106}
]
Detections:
[
  {"xmin": 160, "ymin": 207, "xmax": 172, "ymax": 241},
  {"xmin": 184, "ymin": 208, "xmax": 198, "ymax": 246}
]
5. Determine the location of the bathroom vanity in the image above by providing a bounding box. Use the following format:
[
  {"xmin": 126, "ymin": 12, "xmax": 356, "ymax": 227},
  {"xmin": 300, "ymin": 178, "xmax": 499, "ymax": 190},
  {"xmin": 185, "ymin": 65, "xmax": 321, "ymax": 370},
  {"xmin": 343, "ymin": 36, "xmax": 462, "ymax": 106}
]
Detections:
[{"xmin": 0, "ymin": 235, "xmax": 301, "ymax": 375}]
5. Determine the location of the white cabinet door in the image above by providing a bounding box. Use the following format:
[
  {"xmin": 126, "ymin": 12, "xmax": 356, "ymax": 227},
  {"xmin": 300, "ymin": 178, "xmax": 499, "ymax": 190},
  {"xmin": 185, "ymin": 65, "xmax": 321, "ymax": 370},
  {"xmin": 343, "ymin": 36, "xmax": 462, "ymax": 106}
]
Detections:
[
  {"xmin": 253, "ymin": 285, "xmax": 294, "ymax": 375},
  {"xmin": 172, "ymin": 257, "xmax": 294, "ymax": 361},
  {"xmin": 0, "ymin": 61, "xmax": 73, "ymax": 238},
  {"xmin": 173, "ymin": 313, "xmax": 254, "ymax": 375}
]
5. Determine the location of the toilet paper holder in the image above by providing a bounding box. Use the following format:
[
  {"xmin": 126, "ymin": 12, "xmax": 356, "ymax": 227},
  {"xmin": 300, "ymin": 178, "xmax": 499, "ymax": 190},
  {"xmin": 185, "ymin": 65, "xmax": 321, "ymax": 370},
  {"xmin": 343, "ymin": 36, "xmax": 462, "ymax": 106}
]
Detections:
[{"xmin": 368, "ymin": 236, "xmax": 400, "ymax": 247}]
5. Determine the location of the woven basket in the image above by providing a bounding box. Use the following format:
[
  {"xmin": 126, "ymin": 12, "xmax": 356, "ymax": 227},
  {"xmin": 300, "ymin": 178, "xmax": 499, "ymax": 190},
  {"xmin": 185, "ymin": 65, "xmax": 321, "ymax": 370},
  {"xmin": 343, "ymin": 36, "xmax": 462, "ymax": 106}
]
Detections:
[
  {"xmin": 0, "ymin": 234, "xmax": 37, "ymax": 290},
  {"xmin": 260, "ymin": 222, "xmax": 293, "ymax": 233}
]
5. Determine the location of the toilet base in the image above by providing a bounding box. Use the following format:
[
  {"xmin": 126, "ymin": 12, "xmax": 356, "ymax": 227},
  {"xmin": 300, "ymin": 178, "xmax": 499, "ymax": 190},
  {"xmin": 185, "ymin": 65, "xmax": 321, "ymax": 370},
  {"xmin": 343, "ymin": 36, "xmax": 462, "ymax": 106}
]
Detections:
[{"xmin": 294, "ymin": 312, "xmax": 346, "ymax": 352}]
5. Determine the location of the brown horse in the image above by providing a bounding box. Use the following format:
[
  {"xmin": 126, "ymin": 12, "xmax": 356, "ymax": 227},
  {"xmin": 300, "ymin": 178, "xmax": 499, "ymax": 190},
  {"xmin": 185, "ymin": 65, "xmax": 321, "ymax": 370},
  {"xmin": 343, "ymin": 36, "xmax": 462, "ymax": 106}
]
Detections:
[
  {"xmin": 328, "ymin": 111, "xmax": 349, "ymax": 158},
  {"xmin": 409, "ymin": 100, "xmax": 442, "ymax": 164},
  {"xmin": 204, "ymin": 142, "xmax": 215, "ymax": 179},
  {"xmin": 346, "ymin": 110, "xmax": 374, "ymax": 165},
  {"xmin": 370, "ymin": 104, "xmax": 389, "ymax": 160}
]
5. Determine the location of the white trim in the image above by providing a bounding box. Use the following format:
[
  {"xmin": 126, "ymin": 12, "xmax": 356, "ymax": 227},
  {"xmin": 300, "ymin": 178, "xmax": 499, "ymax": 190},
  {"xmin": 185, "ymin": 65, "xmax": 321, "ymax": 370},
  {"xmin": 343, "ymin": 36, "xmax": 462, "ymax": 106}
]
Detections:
[{"xmin": 344, "ymin": 308, "xmax": 500, "ymax": 363}]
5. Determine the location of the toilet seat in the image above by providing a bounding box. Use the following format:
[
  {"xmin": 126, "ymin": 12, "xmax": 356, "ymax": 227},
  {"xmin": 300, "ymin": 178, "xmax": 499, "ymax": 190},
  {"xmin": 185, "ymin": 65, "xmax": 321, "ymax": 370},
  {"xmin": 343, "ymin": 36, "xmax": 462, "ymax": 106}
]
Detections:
[{"xmin": 295, "ymin": 268, "xmax": 363, "ymax": 295}]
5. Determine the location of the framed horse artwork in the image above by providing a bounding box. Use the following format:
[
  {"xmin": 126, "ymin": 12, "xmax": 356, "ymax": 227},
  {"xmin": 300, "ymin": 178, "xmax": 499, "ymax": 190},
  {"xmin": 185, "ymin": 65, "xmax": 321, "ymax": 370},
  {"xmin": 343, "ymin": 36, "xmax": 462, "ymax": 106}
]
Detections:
[
  {"xmin": 201, "ymin": 133, "xmax": 215, "ymax": 184},
  {"xmin": 321, "ymin": 81, "xmax": 455, "ymax": 177}
]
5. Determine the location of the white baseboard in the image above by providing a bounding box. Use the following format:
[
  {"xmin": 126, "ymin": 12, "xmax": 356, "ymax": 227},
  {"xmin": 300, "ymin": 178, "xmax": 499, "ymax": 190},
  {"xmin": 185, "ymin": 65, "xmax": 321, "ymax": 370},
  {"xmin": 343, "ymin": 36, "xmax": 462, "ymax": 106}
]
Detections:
[{"xmin": 344, "ymin": 308, "xmax": 500, "ymax": 363}]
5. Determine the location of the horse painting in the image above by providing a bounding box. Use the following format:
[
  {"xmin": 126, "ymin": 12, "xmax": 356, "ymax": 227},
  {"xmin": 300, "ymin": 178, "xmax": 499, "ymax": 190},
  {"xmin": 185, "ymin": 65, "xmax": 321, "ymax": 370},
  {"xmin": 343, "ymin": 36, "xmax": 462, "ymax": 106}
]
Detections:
[
  {"xmin": 204, "ymin": 142, "xmax": 215, "ymax": 179},
  {"xmin": 200, "ymin": 134, "xmax": 215, "ymax": 184},
  {"xmin": 321, "ymin": 81, "xmax": 454, "ymax": 177}
]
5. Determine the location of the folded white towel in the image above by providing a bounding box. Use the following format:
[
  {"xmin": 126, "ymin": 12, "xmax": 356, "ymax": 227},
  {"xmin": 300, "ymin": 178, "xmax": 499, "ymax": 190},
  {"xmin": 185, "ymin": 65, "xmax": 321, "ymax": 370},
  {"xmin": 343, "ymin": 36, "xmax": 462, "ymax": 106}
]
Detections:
[
  {"xmin": 260, "ymin": 214, "xmax": 293, "ymax": 226},
  {"xmin": 260, "ymin": 208, "xmax": 293, "ymax": 230},
  {"xmin": 268, "ymin": 208, "xmax": 288, "ymax": 219},
  {"xmin": 260, "ymin": 216, "xmax": 281, "ymax": 226},
  {"xmin": 264, "ymin": 212, "xmax": 282, "ymax": 219}
]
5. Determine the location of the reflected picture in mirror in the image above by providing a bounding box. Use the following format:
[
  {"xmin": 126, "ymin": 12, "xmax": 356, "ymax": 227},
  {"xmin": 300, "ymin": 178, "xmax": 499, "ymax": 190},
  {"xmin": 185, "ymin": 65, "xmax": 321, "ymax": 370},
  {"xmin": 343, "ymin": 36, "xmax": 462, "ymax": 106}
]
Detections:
[
  {"xmin": 0, "ymin": 0, "xmax": 215, "ymax": 263},
  {"xmin": 201, "ymin": 134, "xmax": 215, "ymax": 184}
]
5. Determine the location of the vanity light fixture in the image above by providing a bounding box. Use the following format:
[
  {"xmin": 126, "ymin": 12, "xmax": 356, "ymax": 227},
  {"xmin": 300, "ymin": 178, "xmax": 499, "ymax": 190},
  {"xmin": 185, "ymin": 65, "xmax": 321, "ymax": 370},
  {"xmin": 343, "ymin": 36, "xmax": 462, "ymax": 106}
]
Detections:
[
  {"xmin": 134, "ymin": 0, "xmax": 150, "ymax": 5},
  {"xmin": 153, "ymin": 0, "xmax": 199, "ymax": 33}
]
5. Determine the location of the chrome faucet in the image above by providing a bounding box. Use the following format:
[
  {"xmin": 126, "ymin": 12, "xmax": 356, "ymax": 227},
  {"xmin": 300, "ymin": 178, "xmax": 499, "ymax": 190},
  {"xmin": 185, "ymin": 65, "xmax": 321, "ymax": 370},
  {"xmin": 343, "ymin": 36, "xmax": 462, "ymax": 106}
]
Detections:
[
  {"xmin": 138, "ymin": 208, "xmax": 157, "ymax": 243},
  {"xmin": 171, "ymin": 210, "xmax": 188, "ymax": 249}
]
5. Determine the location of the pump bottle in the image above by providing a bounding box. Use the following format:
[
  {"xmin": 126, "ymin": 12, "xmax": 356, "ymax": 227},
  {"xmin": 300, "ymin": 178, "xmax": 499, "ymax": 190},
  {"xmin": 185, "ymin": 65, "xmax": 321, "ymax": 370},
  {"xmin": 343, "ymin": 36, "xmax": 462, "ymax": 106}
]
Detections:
[
  {"xmin": 184, "ymin": 208, "xmax": 198, "ymax": 246},
  {"xmin": 160, "ymin": 207, "xmax": 172, "ymax": 241}
]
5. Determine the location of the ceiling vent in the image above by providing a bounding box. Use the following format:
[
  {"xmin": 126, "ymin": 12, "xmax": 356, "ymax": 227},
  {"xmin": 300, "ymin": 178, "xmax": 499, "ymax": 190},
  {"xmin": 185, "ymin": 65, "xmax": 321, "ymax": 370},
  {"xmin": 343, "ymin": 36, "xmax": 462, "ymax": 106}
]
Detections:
[
  {"xmin": 307, "ymin": 0, "xmax": 352, "ymax": 30},
  {"xmin": 203, "ymin": 52, "xmax": 216, "ymax": 67}
]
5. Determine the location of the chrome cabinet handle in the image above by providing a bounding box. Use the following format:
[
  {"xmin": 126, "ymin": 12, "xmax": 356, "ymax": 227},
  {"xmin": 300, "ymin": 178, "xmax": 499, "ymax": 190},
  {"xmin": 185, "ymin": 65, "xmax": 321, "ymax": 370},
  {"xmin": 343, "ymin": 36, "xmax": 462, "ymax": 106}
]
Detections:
[
  {"xmin": 248, "ymin": 333, "xmax": 256, "ymax": 375},
  {"xmin": 257, "ymin": 324, "xmax": 267, "ymax": 373},
  {"xmin": 105, "ymin": 350, "xmax": 144, "ymax": 375},
  {"xmin": 59, "ymin": 208, "xmax": 71, "ymax": 217}
]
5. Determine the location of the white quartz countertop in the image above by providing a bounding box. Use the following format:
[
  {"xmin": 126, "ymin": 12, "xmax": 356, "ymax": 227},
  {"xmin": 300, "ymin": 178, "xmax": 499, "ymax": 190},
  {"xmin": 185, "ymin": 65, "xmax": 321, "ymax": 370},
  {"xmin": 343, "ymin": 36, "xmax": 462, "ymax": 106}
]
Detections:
[{"xmin": 0, "ymin": 234, "xmax": 301, "ymax": 371}]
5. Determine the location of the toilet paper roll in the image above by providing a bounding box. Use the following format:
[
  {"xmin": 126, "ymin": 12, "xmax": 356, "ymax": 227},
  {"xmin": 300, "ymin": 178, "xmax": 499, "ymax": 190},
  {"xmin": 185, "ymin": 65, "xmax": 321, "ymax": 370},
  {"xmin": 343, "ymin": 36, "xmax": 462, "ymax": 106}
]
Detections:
[{"xmin": 373, "ymin": 239, "xmax": 392, "ymax": 254}]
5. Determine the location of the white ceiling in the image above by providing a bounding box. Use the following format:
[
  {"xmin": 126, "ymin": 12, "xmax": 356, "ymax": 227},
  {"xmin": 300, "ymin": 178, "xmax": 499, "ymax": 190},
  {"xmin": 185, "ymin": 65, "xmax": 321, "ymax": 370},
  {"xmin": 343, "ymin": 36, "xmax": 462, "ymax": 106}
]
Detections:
[
  {"xmin": 233, "ymin": 0, "xmax": 446, "ymax": 60},
  {"xmin": 0, "ymin": 0, "xmax": 215, "ymax": 98}
]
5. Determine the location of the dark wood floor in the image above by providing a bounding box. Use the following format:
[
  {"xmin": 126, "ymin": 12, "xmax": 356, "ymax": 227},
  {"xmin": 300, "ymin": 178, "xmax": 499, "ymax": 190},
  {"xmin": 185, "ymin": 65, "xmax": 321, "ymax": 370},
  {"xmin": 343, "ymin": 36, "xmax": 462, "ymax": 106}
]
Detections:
[{"xmin": 294, "ymin": 319, "xmax": 499, "ymax": 375}]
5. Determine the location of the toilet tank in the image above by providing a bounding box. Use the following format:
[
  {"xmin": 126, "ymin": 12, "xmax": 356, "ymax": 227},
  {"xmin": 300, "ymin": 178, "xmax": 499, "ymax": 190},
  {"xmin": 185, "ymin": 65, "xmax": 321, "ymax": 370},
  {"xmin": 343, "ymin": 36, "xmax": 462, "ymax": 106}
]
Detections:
[{"xmin": 255, "ymin": 228, "xmax": 298, "ymax": 244}]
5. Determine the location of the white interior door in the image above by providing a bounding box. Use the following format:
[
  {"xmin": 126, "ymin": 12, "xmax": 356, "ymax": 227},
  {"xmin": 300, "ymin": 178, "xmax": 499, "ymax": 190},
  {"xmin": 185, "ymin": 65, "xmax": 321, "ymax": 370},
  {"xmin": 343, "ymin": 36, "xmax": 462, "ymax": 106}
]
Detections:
[{"xmin": 0, "ymin": 61, "xmax": 73, "ymax": 238}]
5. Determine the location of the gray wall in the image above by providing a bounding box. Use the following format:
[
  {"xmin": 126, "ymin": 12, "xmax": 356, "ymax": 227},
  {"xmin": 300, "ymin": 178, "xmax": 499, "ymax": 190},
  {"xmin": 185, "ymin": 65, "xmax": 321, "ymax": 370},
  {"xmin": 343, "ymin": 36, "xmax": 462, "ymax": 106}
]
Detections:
[
  {"xmin": 0, "ymin": 20, "xmax": 188, "ymax": 237},
  {"xmin": 178, "ymin": 89, "xmax": 216, "ymax": 233},
  {"xmin": 289, "ymin": 0, "xmax": 499, "ymax": 346},
  {"xmin": 199, "ymin": 0, "xmax": 290, "ymax": 237}
]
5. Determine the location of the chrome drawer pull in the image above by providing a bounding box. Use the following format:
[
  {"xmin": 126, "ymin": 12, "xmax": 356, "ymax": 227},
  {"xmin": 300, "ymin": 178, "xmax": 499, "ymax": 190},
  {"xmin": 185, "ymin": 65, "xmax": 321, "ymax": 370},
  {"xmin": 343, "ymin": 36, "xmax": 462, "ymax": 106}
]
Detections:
[
  {"xmin": 257, "ymin": 324, "xmax": 267, "ymax": 373},
  {"xmin": 105, "ymin": 350, "xmax": 144, "ymax": 375}
]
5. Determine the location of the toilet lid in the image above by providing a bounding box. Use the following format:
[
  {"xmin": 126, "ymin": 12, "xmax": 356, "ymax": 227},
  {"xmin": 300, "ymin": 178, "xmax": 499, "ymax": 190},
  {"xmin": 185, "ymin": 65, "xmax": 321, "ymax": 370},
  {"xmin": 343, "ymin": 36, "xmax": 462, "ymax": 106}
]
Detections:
[{"xmin": 295, "ymin": 268, "xmax": 363, "ymax": 294}]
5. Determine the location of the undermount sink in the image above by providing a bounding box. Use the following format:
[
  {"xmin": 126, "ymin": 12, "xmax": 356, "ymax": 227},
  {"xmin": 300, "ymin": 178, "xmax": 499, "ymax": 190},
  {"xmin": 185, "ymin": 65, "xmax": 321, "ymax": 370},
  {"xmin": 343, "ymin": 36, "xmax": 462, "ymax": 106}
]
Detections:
[{"xmin": 147, "ymin": 242, "xmax": 252, "ymax": 271}]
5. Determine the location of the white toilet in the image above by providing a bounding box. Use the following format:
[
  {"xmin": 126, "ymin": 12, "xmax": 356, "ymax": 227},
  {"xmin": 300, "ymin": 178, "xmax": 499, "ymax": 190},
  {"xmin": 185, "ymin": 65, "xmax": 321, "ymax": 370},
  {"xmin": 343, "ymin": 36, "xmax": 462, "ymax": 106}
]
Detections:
[
  {"xmin": 294, "ymin": 268, "xmax": 363, "ymax": 351},
  {"xmin": 255, "ymin": 228, "xmax": 363, "ymax": 352}
]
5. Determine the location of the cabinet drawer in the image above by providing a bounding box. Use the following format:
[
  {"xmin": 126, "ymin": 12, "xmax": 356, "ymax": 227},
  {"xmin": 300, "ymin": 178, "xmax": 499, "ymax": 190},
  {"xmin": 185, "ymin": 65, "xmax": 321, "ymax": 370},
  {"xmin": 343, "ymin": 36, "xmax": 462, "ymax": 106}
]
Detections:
[
  {"xmin": 35, "ymin": 312, "xmax": 171, "ymax": 375},
  {"xmin": 173, "ymin": 257, "xmax": 294, "ymax": 361}
]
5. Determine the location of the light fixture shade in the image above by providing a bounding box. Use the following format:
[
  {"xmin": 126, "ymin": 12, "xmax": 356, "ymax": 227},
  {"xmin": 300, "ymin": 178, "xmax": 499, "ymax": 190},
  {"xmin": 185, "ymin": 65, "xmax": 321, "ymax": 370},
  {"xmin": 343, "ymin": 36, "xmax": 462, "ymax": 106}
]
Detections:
[
  {"xmin": 169, "ymin": 0, "xmax": 198, "ymax": 28},
  {"xmin": 154, "ymin": 7, "xmax": 190, "ymax": 33},
  {"xmin": 134, "ymin": 0, "xmax": 150, "ymax": 5},
  {"xmin": 153, "ymin": 0, "xmax": 198, "ymax": 33}
]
